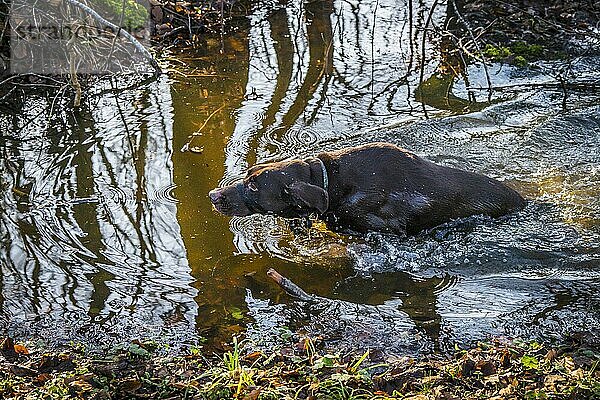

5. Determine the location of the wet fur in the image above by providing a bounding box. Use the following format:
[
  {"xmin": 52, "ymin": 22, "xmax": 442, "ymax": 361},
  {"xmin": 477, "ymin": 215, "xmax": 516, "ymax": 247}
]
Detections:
[{"xmin": 209, "ymin": 142, "xmax": 526, "ymax": 237}]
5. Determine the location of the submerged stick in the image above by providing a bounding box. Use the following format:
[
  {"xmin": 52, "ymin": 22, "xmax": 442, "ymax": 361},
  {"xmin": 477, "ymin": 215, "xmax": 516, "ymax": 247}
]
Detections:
[{"xmin": 267, "ymin": 269, "xmax": 317, "ymax": 303}]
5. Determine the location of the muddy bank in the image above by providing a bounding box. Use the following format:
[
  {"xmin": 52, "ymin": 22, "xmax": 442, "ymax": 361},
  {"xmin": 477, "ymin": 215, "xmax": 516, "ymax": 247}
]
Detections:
[{"xmin": 1, "ymin": 334, "xmax": 599, "ymax": 399}]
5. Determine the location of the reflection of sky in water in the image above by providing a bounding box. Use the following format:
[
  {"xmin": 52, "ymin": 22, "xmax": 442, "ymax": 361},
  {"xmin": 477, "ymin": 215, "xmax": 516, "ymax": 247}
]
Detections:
[
  {"xmin": 224, "ymin": 7, "xmax": 279, "ymax": 181},
  {"xmin": 223, "ymin": 0, "xmax": 433, "ymax": 177}
]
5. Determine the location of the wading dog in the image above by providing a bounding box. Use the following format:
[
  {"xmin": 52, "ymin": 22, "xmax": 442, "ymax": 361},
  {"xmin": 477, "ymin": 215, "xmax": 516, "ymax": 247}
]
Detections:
[{"xmin": 209, "ymin": 142, "xmax": 525, "ymax": 237}]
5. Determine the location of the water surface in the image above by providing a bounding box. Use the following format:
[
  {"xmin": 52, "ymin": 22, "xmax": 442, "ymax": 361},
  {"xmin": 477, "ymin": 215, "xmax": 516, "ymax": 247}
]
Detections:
[{"xmin": 1, "ymin": 0, "xmax": 599, "ymax": 355}]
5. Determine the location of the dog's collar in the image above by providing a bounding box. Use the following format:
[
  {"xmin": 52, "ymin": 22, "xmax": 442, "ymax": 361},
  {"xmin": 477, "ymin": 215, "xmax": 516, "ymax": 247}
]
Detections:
[{"xmin": 315, "ymin": 157, "xmax": 329, "ymax": 193}]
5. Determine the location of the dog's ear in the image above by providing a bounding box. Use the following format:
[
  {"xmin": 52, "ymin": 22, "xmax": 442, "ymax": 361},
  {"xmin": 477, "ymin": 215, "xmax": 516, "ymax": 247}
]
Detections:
[
  {"xmin": 286, "ymin": 182, "xmax": 329, "ymax": 214},
  {"xmin": 246, "ymin": 164, "xmax": 266, "ymax": 176}
]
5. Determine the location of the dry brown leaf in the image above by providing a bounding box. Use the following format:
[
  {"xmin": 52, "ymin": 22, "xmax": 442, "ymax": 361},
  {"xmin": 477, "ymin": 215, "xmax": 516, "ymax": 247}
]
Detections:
[
  {"xmin": 499, "ymin": 384, "xmax": 514, "ymax": 396},
  {"xmin": 34, "ymin": 373, "xmax": 52, "ymax": 385},
  {"xmin": 1, "ymin": 337, "xmax": 15, "ymax": 353},
  {"xmin": 13, "ymin": 344, "xmax": 29, "ymax": 355},
  {"xmin": 244, "ymin": 351, "xmax": 262, "ymax": 362},
  {"xmin": 243, "ymin": 388, "xmax": 261, "ymax": 400},
  {"xmin": 117, "ymin": 378, "xmax": 142, "ymax": 393},
  {"xmin": 476, "ymin": 360, "xmax": 497, "ymax": 376},
  {"xmin": 68, "ymin": 379, "xmax": 94, "ymax": 394},
  {"xmin": 500, "ymin": 350, "xmax": 511, "ymax": 368},
  {"xmin": 570, "ymin": 368, "xmax": 585, "ymax": 380},
  {"xmin": 563, "ymin": 356, "xmax": 575, "ymax": 372},
  {"xmin": 545, "ymin": 349, "xmax": 557, "ymax": 363},
  {"xmin": 544, "ymin": 374, "xmax": 566, "ymax": 391}
]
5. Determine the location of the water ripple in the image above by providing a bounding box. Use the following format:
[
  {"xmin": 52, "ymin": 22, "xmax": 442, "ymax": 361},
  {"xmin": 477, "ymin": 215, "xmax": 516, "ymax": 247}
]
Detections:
[{"xmin": 148, "ymin": 183, "xmax": 179, "ymax": 204}]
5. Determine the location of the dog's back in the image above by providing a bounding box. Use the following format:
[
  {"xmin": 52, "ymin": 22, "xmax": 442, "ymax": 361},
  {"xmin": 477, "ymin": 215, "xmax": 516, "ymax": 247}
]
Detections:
[{"xmin": 319, "ymin": 143, "xmax": 525, "ymax": 235}]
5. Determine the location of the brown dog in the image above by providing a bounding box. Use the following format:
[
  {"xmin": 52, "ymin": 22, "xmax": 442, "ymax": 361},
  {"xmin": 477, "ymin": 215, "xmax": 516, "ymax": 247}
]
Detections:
[{"xmin": 209, "ymin": 142, "xmax": 525, "ymax": 236}]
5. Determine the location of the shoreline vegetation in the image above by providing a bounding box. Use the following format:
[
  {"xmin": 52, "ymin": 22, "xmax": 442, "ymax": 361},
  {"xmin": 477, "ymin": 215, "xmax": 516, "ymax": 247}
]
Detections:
[
  {"xmin": 0, "ymin": 334, "xmax": 599, "ymax": 399},
  {"xmin": 3, "ymin": 266, "xmax": 600, "ymax": 398}
]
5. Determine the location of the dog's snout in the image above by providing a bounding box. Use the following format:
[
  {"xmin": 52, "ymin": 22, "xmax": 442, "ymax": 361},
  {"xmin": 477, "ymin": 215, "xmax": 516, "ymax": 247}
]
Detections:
[{"xmin": 209, "ymin": 189, "xmax": 223, "ymax": 204}]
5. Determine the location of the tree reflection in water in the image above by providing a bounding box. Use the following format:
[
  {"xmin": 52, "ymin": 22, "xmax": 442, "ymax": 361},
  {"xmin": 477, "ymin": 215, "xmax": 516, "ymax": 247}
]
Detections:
[{"xmin": 0, "ymin": 77, "xmax": 198, "ymax": 349}]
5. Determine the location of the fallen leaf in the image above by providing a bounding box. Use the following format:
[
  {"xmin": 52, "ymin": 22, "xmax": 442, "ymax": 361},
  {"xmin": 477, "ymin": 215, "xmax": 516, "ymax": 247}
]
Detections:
[
  {"xmin": 499, "ymin": 350, "xmax": 511, "ymax": 368},
  {"xmin": 34, "ymin": 373, "xmax": 52, "ymax": 385},
  {"xmin": 563, "ymin": 356, "xmax": 575, "ymax": 372},
  {"xmin": 499, "ymin": 384, "xmax": 514, "ymax": 396},
  {"xmin": 68, "ymin": 379, "xmax": 94, "ymax": 394},
  {"xmin": 244, "ymin": 351, "xmax": 262, "ymax": 362},
  {"xmin": 545, "ymin": 349, "xmax": 557, "ymax": 363},
  {"xmin": 1, "ymin": 337, "xmax": 16, "ymax": 355},
  {"xmin": 117, "ymin": 378, "xmax": 142, "ymax": 393},
  {"xmin": 544, "ymin": 374, "xmax": 566, "ymax": 391},
  {"xmin": 243, "ymin": 388, "xmax": 261, "ymax": 400},
  {"xmin": 14, "ymin": 344, "xmax": 29, "ymax": 355},
  {"xmin": 9, "ymin": 364, "xmax": 37, "ymax": 377},
  {"xmin": 38, "ymin": 354, "xmax": 75, "ymax": 373},
  {"xmin": 460, "ymin": 358, "xmax": 475, "ymax": 376},
  {"xmin": 476, "ymin": 360, "xmax": 497, "ymax": 376},
  {"xmin": 570, "ymin": 368, "xmax": 585, "ymax": 379}
]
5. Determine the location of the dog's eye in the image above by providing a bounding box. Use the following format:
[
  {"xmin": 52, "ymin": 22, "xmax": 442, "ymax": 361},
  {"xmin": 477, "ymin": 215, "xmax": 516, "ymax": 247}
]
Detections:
[{"xmin": 247, "ymin": 181, "xmax": 258, "ymax": 192}]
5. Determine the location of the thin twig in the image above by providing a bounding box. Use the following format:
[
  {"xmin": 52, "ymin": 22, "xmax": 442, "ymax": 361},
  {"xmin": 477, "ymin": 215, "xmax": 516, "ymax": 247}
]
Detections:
[
  {"xmin": 370, "ymin": 0, "xmax": 380, "ymax": 103},
  {"xmin": 418, "ymin": 0, "xmax": 440, "ymax": 118},
  {"xmin": 103, "ymin": 0, "xmax": 127, "ymax": 71},
  {"xmin": 450, "ymin": 0, "xmax": 493, "ymax": 99},
  {"xmin": 67, "ymin": 25, "xmax": 82, "ymax": 107}
]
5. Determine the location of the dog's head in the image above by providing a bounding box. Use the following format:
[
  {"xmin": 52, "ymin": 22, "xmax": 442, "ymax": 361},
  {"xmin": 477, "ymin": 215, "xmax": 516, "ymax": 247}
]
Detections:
[{"xmin": 209, "ymin": 159, "xmax": 328, "ymax": 218}]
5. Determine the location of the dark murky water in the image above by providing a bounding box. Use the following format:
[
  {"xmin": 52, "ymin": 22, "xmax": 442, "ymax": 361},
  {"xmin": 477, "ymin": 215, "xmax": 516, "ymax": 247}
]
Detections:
[{"xmin": 1, "ymin": 0, "xmax": 599, "ymax": 355}]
